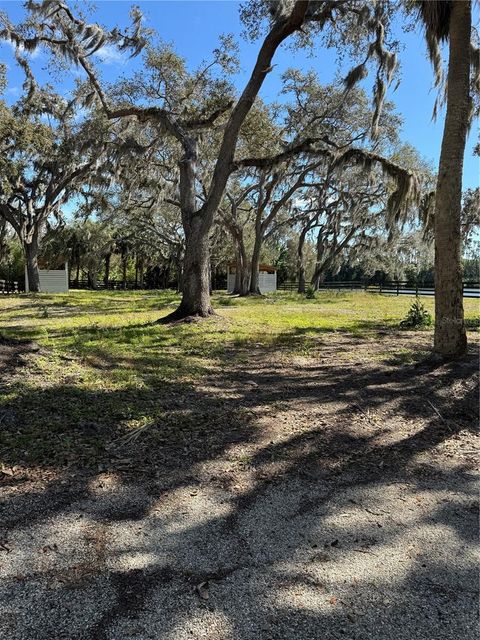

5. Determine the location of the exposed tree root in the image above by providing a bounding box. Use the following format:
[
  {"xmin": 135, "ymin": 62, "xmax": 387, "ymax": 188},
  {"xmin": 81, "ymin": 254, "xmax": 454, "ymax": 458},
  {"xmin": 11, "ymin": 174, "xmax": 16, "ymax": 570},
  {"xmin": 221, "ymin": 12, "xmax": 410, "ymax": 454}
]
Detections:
[{"xmin": 156, "ymin": 307, "xmax": 216, "ymax": 325}]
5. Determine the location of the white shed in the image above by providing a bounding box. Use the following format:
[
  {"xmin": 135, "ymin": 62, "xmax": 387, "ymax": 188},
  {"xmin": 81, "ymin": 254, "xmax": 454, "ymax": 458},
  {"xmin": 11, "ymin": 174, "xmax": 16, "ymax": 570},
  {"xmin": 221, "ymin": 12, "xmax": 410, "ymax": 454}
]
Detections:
[
  {"xmin": 25, "ymin": 262, "xmax": 69, "ymax": 293},
  {"xmin": 227, "ymin": 262, "xmax": 277, "ymax": 293}
]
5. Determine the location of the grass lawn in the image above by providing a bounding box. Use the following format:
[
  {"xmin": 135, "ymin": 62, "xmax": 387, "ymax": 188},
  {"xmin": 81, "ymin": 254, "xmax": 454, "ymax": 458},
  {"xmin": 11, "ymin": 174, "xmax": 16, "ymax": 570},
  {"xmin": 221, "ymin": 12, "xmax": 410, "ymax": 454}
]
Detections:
[{"xmin": 0, "ymin": 289, "xmax": 478, "ymax": 469}]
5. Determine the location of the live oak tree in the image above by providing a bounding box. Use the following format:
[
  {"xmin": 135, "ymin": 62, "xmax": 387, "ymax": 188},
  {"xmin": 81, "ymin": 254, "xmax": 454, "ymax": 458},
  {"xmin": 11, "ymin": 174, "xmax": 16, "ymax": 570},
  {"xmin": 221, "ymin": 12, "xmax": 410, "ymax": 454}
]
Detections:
[
  {"xmin": 0, "ymin": 85, "xmax": 113, "ymax": 291},
  {"xmin": 220, "ymin": 102, "xmax": 282, "ymax": 295},
  {"xmin": 269, "ymin": 72, "xmax": 403, "ymax": 293},
  {"xmin": 2, "ymin": 0, "xmax": 419, "ymax": 318}
]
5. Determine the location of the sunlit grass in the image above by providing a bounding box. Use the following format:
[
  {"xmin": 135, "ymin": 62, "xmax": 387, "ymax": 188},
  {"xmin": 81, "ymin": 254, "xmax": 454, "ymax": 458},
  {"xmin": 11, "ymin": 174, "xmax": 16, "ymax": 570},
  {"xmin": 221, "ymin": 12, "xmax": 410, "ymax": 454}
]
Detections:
[
  {"xmin": 0, "ymin": 289, "xmax": 478, "ymax": 468},
  {"xmin": 0, "ymin": 289, "xmax": 478, "ymax": 365}
]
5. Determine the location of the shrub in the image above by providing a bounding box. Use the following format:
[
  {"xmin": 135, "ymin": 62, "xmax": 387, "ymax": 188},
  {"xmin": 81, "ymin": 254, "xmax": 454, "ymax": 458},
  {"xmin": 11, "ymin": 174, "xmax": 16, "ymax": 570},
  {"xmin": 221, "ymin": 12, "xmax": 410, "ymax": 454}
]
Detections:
[
  {"xmin": 37, "ymin": 305, "xmax": 49, "ymax": 318},
  {"xmin": 400, "ymin": 297, "xmax": 432, "ymax": 328},
  {"xmin": 217, "ymin": 296, "xmax": 235, "ymax": 306},
  {"xmin": 305, "ymin": 285, "xmax": 316, "ymax": 299}
]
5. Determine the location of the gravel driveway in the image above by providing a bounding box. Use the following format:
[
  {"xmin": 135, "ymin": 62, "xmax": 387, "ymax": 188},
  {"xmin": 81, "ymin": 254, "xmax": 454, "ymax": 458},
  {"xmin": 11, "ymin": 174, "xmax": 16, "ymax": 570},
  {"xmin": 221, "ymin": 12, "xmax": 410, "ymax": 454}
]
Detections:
[{"xmin": 0, "ymin": 335, "xmax": 478, "ymax": 639}]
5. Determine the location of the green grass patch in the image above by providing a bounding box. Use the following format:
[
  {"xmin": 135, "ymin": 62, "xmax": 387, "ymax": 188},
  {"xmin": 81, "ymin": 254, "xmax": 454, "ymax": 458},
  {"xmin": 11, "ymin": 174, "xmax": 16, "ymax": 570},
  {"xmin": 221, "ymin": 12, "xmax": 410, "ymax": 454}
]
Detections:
[{"xmin": 0, "ymin": 289, "xmax": 478, "ymax": 469}]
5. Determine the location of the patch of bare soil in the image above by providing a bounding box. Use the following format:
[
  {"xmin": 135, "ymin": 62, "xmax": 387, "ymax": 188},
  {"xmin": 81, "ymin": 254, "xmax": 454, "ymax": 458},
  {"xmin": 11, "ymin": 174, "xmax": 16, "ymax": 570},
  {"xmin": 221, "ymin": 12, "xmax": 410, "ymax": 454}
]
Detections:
[
  {"xmin": 0, "ymin": 332, "xmax": 478, "ymax": 639},
  {"xmin": 0, "ymin": 336, "xmax": 39, "ymax": 371}
]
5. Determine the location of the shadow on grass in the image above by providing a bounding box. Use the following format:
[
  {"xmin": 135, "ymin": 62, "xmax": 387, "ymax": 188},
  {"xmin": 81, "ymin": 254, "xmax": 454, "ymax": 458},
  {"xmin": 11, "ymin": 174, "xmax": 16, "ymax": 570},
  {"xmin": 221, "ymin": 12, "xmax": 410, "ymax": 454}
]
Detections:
[{"xmin": 0, "ymin": 326, "xmax": 478, "ymax": 638}]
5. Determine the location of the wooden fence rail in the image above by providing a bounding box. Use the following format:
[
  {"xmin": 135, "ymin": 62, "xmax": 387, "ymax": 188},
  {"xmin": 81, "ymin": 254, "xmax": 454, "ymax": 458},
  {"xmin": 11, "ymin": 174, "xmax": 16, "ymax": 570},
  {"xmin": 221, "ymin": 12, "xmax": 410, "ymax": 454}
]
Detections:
[
  {"xmin": 2, "ymin": 278, "xmax": 478, "ymax": 298},
  {"xmin": 0, "ymin": 280, "xmax": 19, "ymax": 294},
  {"xmin": 277, "ymin": 280, "xmax": 480, "ymax": 298}
]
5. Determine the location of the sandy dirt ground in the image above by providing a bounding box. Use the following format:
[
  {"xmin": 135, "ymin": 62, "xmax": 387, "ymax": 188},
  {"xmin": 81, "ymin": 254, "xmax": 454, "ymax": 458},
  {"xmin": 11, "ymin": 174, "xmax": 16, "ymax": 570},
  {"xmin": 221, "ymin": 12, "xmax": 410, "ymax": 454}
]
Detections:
[{"xmin": 0, "ymin": 333, "xmax": 478, "ymax": 639}]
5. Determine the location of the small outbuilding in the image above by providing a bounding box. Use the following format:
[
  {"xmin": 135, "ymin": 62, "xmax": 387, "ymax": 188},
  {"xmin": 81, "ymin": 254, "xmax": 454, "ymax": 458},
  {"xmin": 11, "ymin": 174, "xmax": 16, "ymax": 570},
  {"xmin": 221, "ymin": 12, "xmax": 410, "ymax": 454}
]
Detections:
[
  {"xmin": 25, "ymin": 262, "xmax": 69, "ymax": 293},
  {"xmin": 227, "ymin": 262, "xmax": 277, "ymax": 294}
]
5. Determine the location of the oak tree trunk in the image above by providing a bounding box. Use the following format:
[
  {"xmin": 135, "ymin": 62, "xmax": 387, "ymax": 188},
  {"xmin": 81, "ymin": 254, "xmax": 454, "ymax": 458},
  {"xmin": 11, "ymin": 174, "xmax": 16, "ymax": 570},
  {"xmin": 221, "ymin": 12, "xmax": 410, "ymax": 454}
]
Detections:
[
  {"xmin": 235, "ymin": 242, "xmax": 250, "ymax": 296},
  {"xmin": 25, "ymin": 237, "xmax": 40, "ymax": 293},
  {"xmin": 297, "ymin": 227, "xmax": 308, "ymax": 293},
  {"xmin": 233, "ymin": 249, "xmax": 242, "ymax": 294},
  {"xmin": 87, "ymin": 270, "xmax": 98, "ymax": 290},
  {"xmin": 104, "ymin": 253, "xmax": 111, "ymax": 287},
  {"xmin": 249, "ymin": 234, "xmax": 263, "ymax": 295},
  {"xmin": 164, "ymin": 218, "xmax": 214, "ymax": 319},
  {"xmin": 311, "ymin": 269, "xmax": 325, "ymax": 291},
  {"xmin": 122, "ymin": 256, "xmax": 127, "ymax": 289},
  {"xmin": 433, "ymin": 0, "xmax": 470, "ymax": 358}
]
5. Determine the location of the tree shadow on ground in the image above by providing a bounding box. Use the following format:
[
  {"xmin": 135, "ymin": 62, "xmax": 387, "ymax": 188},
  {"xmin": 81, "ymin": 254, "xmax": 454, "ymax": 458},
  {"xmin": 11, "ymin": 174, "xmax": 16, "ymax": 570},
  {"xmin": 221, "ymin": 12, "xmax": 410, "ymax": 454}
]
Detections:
[{"xmin": 0, "ymin": 334, "xmax": 478, "ymax": 639}]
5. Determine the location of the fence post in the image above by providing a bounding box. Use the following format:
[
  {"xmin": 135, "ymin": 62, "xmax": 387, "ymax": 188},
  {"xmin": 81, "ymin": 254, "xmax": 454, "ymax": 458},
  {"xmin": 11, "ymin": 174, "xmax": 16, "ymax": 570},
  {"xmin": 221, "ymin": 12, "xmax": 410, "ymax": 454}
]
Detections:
[
  {"xmin": 397, "ymin": 282, "xmax": 399, "ymax": 296},
  {"xmin": 415, "ymin": 283, "xmax": 419, "ymax": 296}
]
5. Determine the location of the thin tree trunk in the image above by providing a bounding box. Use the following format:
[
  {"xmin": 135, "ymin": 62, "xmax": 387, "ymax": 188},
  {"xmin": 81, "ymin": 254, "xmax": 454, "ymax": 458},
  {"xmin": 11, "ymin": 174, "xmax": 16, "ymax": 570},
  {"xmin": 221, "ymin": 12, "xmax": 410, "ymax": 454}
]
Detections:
[
  {"xmin": 174, "ymin": 252, "xmax": 183, "ymax": 293},
  {"xmin": 249, "ymin": 232, "xmax": 263, "ymax": 295},
  {"xmin": 311, "ymin": 268, "xmax": 325, "ymax": 291},
  {"xmin": 233, "ymin": 249, "xmax": 242, "ymax": 294},
  {"xmin": 311, "ymin": 232, "xmax": 326, "ymax": 291},
  {"xmin": 210, "ymin": 261, "xmax": 216, "ymax": 293},
  {"xmin": 228, "ymin": 227, "xmax": 250, "ymax": 296},
  {"xmin": 162, "ymin": 140, "xmax": 214, "ymax": 319},
  {"xmin": 87, "ymin": 270, "xmax": 98, "ymax": 290},
  {"xmin": 122, "ymin": 255, "xmax": 127, "ymax": 289},
  {"xmin": 24, "ymin": 236, "xmax": 40, "ymax": 293},
  {"xmin": 433, "ymin": 0, "xmax": 470, "ymax": 357},
  {"xmin": 297, "ymin": 227, "xmax": 308, "ymax": 293},
  {"xmin": 236, "ymin": 241, "xmax": 250, "ymax": 296},
  {"xmin": 104, "ymin": 253, "xmax": 111, "ymax": 287}
]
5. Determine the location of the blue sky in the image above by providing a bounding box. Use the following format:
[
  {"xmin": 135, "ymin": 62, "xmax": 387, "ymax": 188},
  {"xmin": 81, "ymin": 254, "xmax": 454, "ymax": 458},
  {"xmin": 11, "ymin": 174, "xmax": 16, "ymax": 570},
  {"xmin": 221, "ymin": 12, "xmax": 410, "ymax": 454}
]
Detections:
[{"xmin": 0, "ymin": 0, "xmax": 478, "ymax": 189}]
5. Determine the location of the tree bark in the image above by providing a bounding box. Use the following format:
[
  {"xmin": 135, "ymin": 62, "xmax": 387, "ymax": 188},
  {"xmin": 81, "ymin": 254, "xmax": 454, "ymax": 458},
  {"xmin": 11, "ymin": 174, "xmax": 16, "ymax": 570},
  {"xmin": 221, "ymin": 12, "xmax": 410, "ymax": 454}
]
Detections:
[
  {"xmin": 233, "ymin": 248, "xmax": 242, "ymax": 294},
  {"xmin": 311, "ymin": 232, "xmax": 326, "ymax": 291},
  {"xmin": 164, "ymin": 218, "xmax": 213, "ymax": 319},
  {"xmin": 297, "ymin": 226, "xmax": 309, "ymax": 293},
  {"xmin": 174, "ymin": 249, "xmax": 183, "ymax": 293},
  {"xmin": 230, "ymin": 233, "xmax": 249, "ymax": 296},
  {"xmin": 249, "ymin": 233, "xmax": 263, "ymax": 295},
  {"xmin": 238, "ymin": 244, "xmax": 250, "ymax": 296},
  {"xmin": 311, "ymin": 268, "xmax": 325, "ymax": 291},
  {"xmin": 433, "ymin": 0, "xmax": 470, "ymax": 358},
  {"xmin": 87, "ymin": 270, "xmax": 98, "ymax": 290},
  {"xmin": 161, "ymin": 138, "xmax": 216, "ymax": 319},
  {"xmin": 104, "ymin": 253, "xmax": 111, "ymax": 287},
  {"xmin": 122, "ymin": 254, "xmax": 128, "ymax": 289},
  {"xmin": 24, "ymin": 236, "xmax": 40, "ymax": 293}
]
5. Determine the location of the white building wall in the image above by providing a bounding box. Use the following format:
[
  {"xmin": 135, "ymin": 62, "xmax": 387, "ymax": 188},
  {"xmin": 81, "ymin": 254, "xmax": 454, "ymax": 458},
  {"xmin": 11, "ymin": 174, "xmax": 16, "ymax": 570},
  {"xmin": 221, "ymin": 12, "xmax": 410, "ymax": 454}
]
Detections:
[
  {"xmin": 25, "ymin": 264, "xmax": 69, "ymax": 293},
  {"xmin": 227, "ymin": 271, "xmax": 276, "ymax": 293},
  {"xmin": 258, "ymin": 272, "xmax": 277, "ymax": 293},
  {"xmin": 227, "ymin": 273, "xmax": 236, "ymax": 293}
]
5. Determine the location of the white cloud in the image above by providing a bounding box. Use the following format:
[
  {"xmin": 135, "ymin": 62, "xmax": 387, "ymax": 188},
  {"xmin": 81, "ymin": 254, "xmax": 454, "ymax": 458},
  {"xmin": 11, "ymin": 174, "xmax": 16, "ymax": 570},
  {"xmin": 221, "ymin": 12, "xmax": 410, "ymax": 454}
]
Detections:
[
  {"xmin": 93, "ymin": 45, "xmax": 127, "ymax": 65},
  {"xmin": 5, "ymin": 39, "xmax": 42, "ymax": 60}
]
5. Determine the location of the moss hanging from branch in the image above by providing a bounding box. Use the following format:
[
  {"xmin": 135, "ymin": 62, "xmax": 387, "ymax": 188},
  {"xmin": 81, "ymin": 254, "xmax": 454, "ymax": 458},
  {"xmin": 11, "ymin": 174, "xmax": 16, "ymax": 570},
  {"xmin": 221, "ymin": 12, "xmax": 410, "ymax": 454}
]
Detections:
[{"xmin": 333, "ymin": 147, "xmax": 420, "ymax": 225}]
